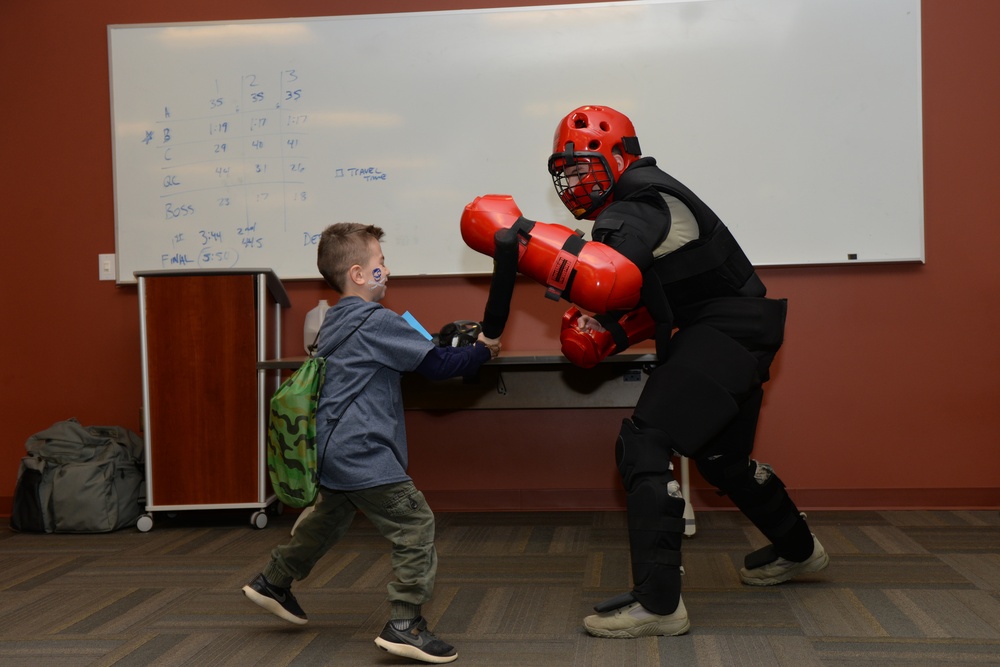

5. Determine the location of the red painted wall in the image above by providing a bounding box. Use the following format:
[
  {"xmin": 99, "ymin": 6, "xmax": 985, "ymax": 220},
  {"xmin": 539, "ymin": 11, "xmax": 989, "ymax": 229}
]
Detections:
[{"xmin": 2, "ymin": 0, "xmax": 998, "ymax": 513}]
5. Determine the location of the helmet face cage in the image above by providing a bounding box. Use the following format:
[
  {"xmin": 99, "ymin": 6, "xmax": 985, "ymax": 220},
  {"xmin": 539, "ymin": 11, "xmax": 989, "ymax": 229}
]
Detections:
[
  {"xmin": 548, "ymin": 106, "xmax": 640, "ymax": 220},
  {"xmin": 548, "ymin": 151, "xmax": 615, "ymax": 220}
]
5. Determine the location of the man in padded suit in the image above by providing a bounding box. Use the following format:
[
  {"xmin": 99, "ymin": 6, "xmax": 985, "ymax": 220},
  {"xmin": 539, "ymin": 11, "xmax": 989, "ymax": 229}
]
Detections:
[
  {"xmin": 553, "ymin": 105, "xmax": 829, "ymax": 638},
  {"xmin": 465, "ymin": 105, "xmax": 829, "ymax": 639}
]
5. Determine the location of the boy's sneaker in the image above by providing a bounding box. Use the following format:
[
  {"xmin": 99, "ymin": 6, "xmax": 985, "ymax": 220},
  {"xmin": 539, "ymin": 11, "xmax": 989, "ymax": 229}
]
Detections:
[
  {"xmin": 241, "ymin": 573, "xmax": 308, "ymax": 625},
  {"xmin": 583, "ymin": 597, "xmax": 690, "ymax": 638},
  {"xmin": 374, "ymin": 616, "xmax": 457, "ymax": 664},
  {"xmin": 740, "ymin": 535, "xmax": 830, "ymax": 586}
]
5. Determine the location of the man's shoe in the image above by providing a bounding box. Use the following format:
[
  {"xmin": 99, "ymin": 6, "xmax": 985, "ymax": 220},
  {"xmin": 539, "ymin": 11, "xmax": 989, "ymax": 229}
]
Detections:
[
  {"xmin": 740, "ymin": 535, "xmax": 830, "ymax": 586},
  {"xmin": 241, "ymin": 573, "xmax": 308, "ymax": 625},
  {"xmin": 374, "ymin": 616, "xmax": 457, "ymax": 664},
  {"xmin": 583, "ymin": 597, "xmax": 690, "ymax": 638}
]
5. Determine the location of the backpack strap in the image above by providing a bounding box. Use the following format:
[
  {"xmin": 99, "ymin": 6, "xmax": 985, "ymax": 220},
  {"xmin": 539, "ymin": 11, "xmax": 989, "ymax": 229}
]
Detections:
[
  {"xmin": 322, "ymin": 308, "xmax": 377, "ymax": 358},
  {"xmin": 316, "ymin": 308, "xmax": 379, "ymax": 476}
]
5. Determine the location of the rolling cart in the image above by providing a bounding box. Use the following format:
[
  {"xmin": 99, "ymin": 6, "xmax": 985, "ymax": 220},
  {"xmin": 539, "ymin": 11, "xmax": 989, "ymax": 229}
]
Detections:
[{"xmin": 135, "ymin": 269, "xmax": 289, "ymax": 531}]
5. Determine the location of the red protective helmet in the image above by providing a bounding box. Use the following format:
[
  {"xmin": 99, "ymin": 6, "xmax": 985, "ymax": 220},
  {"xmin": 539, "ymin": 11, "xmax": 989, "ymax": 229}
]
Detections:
[{"xmin": 548, "ymin": 106, "xmax": 642, "ymax": 220}]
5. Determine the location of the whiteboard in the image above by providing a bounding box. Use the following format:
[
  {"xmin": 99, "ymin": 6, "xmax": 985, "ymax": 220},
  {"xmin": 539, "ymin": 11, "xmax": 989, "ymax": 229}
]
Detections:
[{"xmin": 108, "ymin": 0, "xmax": 923, "ymax": 283}]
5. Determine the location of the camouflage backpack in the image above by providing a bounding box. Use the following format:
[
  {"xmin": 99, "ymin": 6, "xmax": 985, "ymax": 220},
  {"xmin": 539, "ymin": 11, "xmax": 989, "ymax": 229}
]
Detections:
[
  {"xmin": 266, "ymin": 357, "xmax": 325, "ymax": 508},
  {"xmin": 266, "ymin": 310, "xmax": 374, "ymax": 508}
]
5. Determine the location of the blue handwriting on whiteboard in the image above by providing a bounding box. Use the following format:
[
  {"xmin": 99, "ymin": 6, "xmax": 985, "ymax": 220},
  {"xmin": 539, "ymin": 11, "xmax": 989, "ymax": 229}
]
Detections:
[
  {"xmin": 162, "ymin": 253, "xmax": 196, "ymax": 266},
  {"xmin": 200, "ymin": 230, "xmax": 223, "ymax": 245},
  {"xmin": 337, "ymin": 167, "xmax": 387, "ymax": 182},
  {"xmin": 199, "ymin": 248, "xmax": 239, "ymax": 267},
  {"xmin": 303, "ymin": 232, "xmax": 321, "ymax": 246},
  {"xmin": 165, "ymin": 202, "xmax": 195, "ymax": 219},
  {"xmin": 238, "ymin": 223, "xmax": 263, "ymax": 249}
]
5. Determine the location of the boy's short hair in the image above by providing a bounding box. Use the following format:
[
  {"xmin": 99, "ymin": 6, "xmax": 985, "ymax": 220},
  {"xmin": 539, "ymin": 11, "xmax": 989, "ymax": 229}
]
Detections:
[{"xmin": 317, "ymin": 222, "xmax": 385, "ymax": 292}]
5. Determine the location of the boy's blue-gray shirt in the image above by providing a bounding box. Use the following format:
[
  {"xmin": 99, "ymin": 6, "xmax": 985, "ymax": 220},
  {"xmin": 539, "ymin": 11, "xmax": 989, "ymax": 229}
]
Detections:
[{"xmin": 314, "ymin": 296, "xmax": 434, "ymax": 491}]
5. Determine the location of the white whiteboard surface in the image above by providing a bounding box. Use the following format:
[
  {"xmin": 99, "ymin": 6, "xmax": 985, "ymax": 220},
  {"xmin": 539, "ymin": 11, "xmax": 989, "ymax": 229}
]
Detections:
[{"xmin": 108, "ymin": 0, "xmax": 923, "ymax": 283}]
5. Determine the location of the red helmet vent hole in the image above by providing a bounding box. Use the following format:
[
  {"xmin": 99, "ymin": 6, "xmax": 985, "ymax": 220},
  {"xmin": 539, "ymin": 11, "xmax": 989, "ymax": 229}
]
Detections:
[{"xmin": 588, "ymin": 140, "xmax": 601, "ymax": 150}]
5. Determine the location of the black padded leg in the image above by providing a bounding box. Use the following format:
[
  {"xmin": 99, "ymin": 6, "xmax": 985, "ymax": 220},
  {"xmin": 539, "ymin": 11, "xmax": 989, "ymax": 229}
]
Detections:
[{"xmin": 616, "ymin": 419, "xmax": 686, "ymax": 615}]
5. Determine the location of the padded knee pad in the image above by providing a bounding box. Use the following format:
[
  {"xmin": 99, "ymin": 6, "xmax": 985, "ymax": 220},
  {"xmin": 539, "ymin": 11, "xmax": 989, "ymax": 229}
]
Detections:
[
  {"xmin": 616, "ymin": 419, "xmax": 674, "ymax": 488},
  {"xmin": 635, "ymin": 325, "xmax": 759, "ymax": 457}
]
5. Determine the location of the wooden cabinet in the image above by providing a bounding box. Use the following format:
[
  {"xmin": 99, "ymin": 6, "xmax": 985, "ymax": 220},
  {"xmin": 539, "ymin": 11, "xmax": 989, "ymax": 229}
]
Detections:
[{"xmin": 135, "ymin": 269, "xmax": 289, "ymax": 530}]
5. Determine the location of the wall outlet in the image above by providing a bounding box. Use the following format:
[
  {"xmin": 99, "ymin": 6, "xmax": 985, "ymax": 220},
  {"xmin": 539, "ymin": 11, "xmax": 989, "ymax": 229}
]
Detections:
[{"xmin": 99, "ymin": 253, "xmax": 117, "ymax": 281}]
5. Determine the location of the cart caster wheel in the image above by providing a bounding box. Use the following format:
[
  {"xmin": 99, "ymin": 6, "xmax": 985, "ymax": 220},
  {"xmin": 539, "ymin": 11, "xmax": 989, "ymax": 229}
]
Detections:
[
  {"xmin": 136, "ymin": 514, "xmax": 154, "ymax": 532},
  {"xmin": 269, "ymin": 501, "xmax": 285, "ymax": 516},
  {"xmin": 251, "ymin": 511, "xmax": 268, "ymax": 529}
]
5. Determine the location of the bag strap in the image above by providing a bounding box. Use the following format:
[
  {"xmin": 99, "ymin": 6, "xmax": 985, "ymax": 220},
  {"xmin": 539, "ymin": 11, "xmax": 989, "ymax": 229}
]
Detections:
[
  {"xmin": 306, "ymin": 328, "xmax": 321, "ymax": 357},
  {"xmin": 321, "ymin": 308, "xmax": 377, "ymax": 359},
  {"xmin": 321, "ymin": 308, "xmax": 378, "ymax": 420},
  {"xmin": 318, "ymin": 369, "xmax": 382, "ymax": 475},
  {"xmin": 316, "ymin": 308, "xmax": 379, "ymax": 477}
]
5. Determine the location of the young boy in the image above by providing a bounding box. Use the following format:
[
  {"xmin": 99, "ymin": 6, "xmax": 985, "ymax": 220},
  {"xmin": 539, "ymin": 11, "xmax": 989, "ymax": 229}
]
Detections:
[{"xmin": 242, "ymin": 222, "xmax": 499, "ymax": 664}]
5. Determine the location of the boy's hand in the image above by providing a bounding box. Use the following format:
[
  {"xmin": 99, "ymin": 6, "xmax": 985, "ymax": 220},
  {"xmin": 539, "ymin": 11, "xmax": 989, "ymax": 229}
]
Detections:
[{"xmin": 478, "ymin": 333, "xmax": 501, "ymax": 359}]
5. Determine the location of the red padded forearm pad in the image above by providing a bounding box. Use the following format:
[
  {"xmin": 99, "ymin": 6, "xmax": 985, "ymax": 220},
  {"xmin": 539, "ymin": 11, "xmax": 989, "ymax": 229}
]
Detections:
[{"xmin": 461, "ymin": 194, "xmax": 642, "ymax": 313}]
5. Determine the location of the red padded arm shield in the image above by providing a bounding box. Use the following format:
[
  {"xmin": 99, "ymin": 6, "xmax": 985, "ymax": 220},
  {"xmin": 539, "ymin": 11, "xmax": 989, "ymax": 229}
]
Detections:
[{"xmin": 461, "ymin": 194, "xmax": 642, "ymax": 314}]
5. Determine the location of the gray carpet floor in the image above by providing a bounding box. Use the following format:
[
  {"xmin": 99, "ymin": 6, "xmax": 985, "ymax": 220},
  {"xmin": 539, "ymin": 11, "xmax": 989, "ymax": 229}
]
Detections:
[{"xmin": 2, "ymin": 509, "xmax": 999, "ymax": 666}]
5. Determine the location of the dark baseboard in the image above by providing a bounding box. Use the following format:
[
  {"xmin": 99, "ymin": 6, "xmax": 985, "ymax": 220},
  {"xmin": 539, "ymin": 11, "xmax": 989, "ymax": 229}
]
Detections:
[
  {"xmin": 420, "ymin": 487, "xmax": 1000, "ymax": 512},
  {"xmin": 2, "ymin": 487, "xmax": 999, "ymax": 519}
]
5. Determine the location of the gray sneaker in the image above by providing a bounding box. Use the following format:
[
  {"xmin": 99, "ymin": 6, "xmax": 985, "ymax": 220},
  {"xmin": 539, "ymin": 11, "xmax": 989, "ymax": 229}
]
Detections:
[
  {"xmin": 740, "ymin": 535, "xmax": 830, "ymax": 586},
  {"xmin": 584, "ymin": 597, "xmax": 690, "ymax": 638},
  {"xmin": 374, "ymin": 616, "xmax": 457, "ymax": 664}
]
